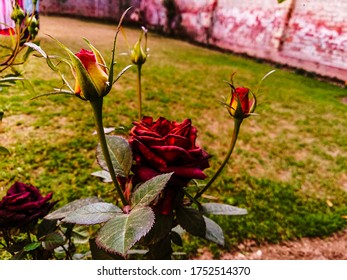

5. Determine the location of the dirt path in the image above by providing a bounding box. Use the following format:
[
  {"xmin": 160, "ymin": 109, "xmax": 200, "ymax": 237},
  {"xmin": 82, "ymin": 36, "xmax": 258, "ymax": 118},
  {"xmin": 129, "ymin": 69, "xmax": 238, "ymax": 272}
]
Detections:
[{"xmin": 194, "ymin": 229, "xmax": 347, "ymax": 260}]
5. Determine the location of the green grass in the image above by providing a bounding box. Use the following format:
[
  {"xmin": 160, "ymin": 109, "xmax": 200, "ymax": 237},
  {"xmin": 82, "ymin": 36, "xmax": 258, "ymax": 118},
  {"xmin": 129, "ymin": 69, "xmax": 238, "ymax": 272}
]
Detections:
[{"xmin": 1, "ymin": 16, "xmax": 347, "ymax": 258}]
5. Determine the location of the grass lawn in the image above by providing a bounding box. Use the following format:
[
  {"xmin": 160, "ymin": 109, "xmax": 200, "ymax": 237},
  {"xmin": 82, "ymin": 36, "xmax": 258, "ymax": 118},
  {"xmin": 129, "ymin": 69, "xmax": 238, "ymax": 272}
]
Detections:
[{"xmin": 1, "ymin": 16, "xmax": 347, "ymax": 258}]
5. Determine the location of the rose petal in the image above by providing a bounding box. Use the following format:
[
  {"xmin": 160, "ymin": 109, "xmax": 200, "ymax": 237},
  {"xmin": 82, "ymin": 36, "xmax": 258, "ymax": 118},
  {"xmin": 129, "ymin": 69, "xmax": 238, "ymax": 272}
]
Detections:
[
  {"xmin": 151, "ymin": 117, "xmax": 173, "ymax": 135},
  {"xmin": 151, "ymin": 145, "xmax": 193, "ymax": 164},
  {"xmin": 188, "ymin": 148, "xmax": 211, "ymax": 169},
  {"xmin": 7, "ymin": 193, "xmax": 53, "ymax": 211},
  {"xmin": 170, "ymin": 119, "xmax": 191, "ymax": 137},
  {"xmin": 130, "ymin": 138, "xmax": 167, "ymax": 168},
  {"xmin": 2, "ymin": 192, "xmax": 31, "ymax": 205},
  {"xmin": 132, "ymin": 166, "xmax": 160, "ymax": 183},
  {"xmin": 132, "ymin": 135, "xmax": 166, "ymax": 146},
  {"xmin": 160, "ymin": 166, "xmax": 207, "ymax": 179},
  {"xmin": 165, "ymin": 134, "xmax": 191, "ymax": 149}
]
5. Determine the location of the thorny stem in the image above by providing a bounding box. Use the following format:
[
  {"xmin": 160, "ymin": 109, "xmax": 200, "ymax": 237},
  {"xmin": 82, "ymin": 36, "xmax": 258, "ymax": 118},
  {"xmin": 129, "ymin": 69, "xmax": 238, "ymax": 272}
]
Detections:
[
  {"xmin": 194, "ymin": 118, "xmax": 243, "ymax": 200},
  {"xmin": 90, "ymin": 98, "xmax": 128, "ymax": 206},
  {"xmin": 137, "ymin": 64, "xmax": 142, "ymax": 120}
]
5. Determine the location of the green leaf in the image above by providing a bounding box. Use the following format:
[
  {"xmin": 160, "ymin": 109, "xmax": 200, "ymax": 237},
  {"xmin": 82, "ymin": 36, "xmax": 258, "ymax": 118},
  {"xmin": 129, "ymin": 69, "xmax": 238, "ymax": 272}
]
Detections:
[
  {"xmin": 131, "ymin": 173, "xmax": 173, "ymax": 208},
  {"xmin": 91, "ymin": 170, "xmax": 112, "ymax": 183},
  {"xmin": 71, "ymin": 226, "xmax": 91, "ymax": 244},
  {"xmin": 201, "ymin": 203, "xmax": 248, "ymax": 216},
  {"xmin": 23, "ymin": 41, "xmax": 38, "ymax": 62},
  {"xmin": 127, "ymin": 249, "xmax": 148, "ymax": 255},
  {"xmin": 41, "ymin": 232, "xmax": 65, "ymax": 250},
  {"xmin": 0, "ymin": 146, "xmax": 10, "ymax": 155},
  {"xmin": 45, "ymin": 197, "xmax": 102, "ymax": 220},
  {"xmin": 89, "ymin": 238, "xmax": 124, "ymax": 260},
  {"xmin": 23, "ymin": 242, "xmax": 41, "ymax": 252},
  {"xmin": 96, "ymin": 206, "xmax": 155, "ymax": 256},
  {"xmin": 97, "ymin": 135, "xmax": 133, "ymax": 177},
  {"xmin": 25, "ymin": 42, "xmax": 57, "ymax": 72},
  {"xmin": 142, "ymin": 213, "xmax": 174, "ymax": 245},
  {"xmin": 176, "ymin": 206, "xmax": 206, "ymax": 237},
  {"xmin": 203, "ymin": 216, "xmax": 225, "ymax": 246},
  {"xmin": 11, "ymin": 251, "xmax": 26, "ymax": 260},
  {"xmin": 37, "ymin": 219, "xmax": 57, "ymax": 238},
  {"xmin": 62, "ymin": 202, "xmax": 122, "ymax": 225},
  {"xmin": 277, "ymin": 0, "xmax": 286, "ymax": 3},
  {"xmin": 170, "ymin": 231, "xmax": 183, "ymax": 247}
]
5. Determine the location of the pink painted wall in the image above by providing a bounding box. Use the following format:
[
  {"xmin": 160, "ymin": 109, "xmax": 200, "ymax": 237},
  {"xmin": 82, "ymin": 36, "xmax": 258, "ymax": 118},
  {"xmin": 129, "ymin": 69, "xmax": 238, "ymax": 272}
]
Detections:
[
  {"xmin": 40, "ymin": 0, "xmax": 347, "ymax": 81},
  {"xmin": 281, "ymin": 0, "xmax": 347, "ymax": 77}
]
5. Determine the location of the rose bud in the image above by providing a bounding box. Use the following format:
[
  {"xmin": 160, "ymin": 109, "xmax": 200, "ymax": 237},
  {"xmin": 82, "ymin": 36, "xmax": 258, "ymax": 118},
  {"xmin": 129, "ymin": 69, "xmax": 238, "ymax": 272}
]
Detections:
[
  {"xmin": 27, "ymin": 16, "xmax": 39, "ymax": 38},
  {"xmin": 11, "ymin": 4, "xmax": 25, "ymax": 24},
  {"xmin": 129, "ymin": 116, "xmax": 210, "ymax": 214},
  {"xmin": 74, "ymin": 48, "xmax": 108, "ymax": 100},
  {"xmin": 0, "ymin": 182, "xmax": 56, "ymax": 229},
  {"xmin": 226, "ymin": 86, "xmax": 257, "ymax": 119},
  {"xmin": 131, "ymin": 27, "xmax": 148, "ymax": 65}
]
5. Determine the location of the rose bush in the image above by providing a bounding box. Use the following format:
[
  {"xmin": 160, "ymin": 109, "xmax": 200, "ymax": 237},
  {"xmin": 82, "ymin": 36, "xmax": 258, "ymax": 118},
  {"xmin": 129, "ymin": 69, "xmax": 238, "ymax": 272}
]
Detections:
[
  {"xmin": 0, "ymin": 182, "xmax": 56, "ymax": 229},
  {"xmin": 129, "ymin": 116, "xmax": 210, "ymax": 214},
  {"xmin": 9, "ymin": 9, "xmax": 266, "ymax": 258}
]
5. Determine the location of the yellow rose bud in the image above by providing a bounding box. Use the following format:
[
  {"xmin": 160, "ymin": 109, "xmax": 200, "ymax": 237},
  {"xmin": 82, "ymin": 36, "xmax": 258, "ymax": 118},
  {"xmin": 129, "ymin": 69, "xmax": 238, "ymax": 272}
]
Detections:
[
  {"xmin": 74, "ymin": 49, "xmax": 108, "ymax": 99},
  {"xmin": 131, "ymin": 27, "xmax": 148, "ymax": 65}
]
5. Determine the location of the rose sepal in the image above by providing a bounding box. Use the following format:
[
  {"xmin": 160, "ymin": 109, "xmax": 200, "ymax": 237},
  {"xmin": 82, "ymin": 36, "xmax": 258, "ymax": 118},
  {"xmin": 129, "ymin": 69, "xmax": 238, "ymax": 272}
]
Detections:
[
  {"xmin": 48, "ymin": 35, "xmax": 102, "ymax": 100},
  {"xmin": 105, "ymin": 7, "xmax": 133, "ymax": 94}
]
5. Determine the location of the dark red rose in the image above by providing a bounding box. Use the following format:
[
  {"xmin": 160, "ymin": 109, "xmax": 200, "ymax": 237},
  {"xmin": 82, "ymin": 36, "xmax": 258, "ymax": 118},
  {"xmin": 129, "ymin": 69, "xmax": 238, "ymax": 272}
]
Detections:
[
  {"xmin": 0, "ymin": 182, "xmax": 56, "ymax": 229},
  {"xmin": 129, "ymin": 116, "xmax": 210, "ymax": 214}
]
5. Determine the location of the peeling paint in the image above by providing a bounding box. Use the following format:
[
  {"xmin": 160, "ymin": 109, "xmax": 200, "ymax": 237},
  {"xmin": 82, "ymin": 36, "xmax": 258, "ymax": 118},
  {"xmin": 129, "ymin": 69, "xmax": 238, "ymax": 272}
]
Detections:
[{"xmin": 40, "ymin": 0, "xmax": 347, "ymax": 80}]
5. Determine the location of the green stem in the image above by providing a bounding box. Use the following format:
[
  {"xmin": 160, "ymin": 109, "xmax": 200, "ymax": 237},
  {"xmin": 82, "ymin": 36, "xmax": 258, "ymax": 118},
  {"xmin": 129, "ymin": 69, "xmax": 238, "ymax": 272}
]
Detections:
[
  {"xmin": 194, "ymin": 118, "xmax": 243, "ymax": 200},
  {"xmin": 137, "ymin": 64, "xmax": 142, "ymax": 120},
  {"xmin": 90, "ymin": 98, "xmax": 128, "ymax": 206},
  {"xmin": 26, "ymin": 230, "xmax": 32, "ymax": 243}
]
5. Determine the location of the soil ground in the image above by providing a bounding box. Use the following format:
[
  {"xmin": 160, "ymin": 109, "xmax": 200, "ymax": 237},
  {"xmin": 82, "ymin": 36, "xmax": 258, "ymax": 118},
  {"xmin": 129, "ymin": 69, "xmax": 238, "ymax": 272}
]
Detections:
[{"xmin": 195, "ymin": 229, "xmax": 347, "ymax": 260}]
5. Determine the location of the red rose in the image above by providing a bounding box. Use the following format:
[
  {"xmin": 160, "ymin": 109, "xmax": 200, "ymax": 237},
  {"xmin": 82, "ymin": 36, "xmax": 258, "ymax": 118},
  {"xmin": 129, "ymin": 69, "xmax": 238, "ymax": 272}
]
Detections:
[
  {"xmin": 0, "ymin": 182, "xmax": 56, "ymax": 229},
  {"xmin": 129, "ymin": 117, "xmax": 210, "ymax": 214},
  {"xmin": 226, "ymin": 87, "xmax": 256, "ymax": 119}
]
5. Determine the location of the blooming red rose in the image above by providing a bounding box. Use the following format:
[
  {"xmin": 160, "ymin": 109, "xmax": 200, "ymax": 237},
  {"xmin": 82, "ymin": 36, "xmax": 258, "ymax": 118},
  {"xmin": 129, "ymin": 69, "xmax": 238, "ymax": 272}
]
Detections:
[
  {"xmin": 129, "ymin": 116, "xmax": 210, "ymax": 214},
  {"xmin": 226, "ymin": 87, "xmax": 256, "ymax": 119},
  {"xmin": 0, "ymin": 182, "xmax": 56, "ymax": 229}
]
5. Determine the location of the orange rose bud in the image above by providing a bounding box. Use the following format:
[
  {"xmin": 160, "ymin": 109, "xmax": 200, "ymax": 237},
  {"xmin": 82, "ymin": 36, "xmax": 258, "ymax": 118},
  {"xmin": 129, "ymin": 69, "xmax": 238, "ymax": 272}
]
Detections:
[{"xmin": 74, "ymin": 49, "xmax": 108, "ymax": 99}]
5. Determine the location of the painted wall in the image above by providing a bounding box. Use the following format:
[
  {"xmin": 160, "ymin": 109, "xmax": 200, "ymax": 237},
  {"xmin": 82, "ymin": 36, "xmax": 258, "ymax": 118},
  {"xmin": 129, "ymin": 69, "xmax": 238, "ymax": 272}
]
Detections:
[{"xmin": 40, "ymin": 0, "xmax": 347, "ymax": 81}]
